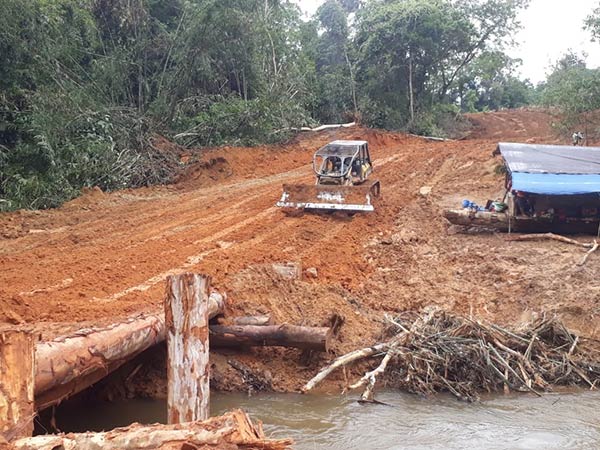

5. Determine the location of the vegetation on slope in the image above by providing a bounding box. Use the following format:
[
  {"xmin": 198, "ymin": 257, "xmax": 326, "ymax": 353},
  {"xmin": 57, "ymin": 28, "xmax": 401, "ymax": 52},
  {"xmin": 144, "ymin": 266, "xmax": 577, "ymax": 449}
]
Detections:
[{"xmin": 3, "ymin": 0, "xmax": 592, "ymax": 210}]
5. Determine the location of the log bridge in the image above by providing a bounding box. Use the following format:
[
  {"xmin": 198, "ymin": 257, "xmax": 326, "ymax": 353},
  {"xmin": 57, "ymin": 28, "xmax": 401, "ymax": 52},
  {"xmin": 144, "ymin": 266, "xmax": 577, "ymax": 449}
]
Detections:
[{"xmin": 1, "ymin": 272, "xmax": 329, "ymax": 447}]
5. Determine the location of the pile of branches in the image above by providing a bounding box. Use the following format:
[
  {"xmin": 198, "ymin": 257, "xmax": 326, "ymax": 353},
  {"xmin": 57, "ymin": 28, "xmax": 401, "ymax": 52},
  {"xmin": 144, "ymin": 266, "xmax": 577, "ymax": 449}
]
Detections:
[{"xmin": 302, "ymin": 309, "xmax": 600, "ymax": 402}]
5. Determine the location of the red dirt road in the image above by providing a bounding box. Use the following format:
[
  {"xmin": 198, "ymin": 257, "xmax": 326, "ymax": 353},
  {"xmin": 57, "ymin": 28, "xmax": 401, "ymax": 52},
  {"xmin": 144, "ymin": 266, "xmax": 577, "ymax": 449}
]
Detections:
[
  {"xmin": 0, "ymin": 129, "xmax": 407, "ymax": 328},
  {"xmin": 2, "ymin": 109, "xmax": 599, "ymax": 390}
]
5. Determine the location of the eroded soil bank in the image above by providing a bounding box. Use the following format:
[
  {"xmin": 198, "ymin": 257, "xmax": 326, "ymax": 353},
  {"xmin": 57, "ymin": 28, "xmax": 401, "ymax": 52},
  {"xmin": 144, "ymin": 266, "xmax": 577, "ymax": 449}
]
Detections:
[{"xmin": 2, "ymin": 108, "xmax": 599, "ymax": 395}]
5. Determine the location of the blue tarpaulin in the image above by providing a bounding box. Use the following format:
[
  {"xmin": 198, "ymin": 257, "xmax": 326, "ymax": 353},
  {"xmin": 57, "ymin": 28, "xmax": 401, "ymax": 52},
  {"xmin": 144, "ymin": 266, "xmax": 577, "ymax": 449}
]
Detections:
[
  {"xmin": 498, "ymin": 143, "xmax": 600, "ymax": 195},
  {"xmin": 511, "ymin": 172, "xmax": 600, "ymax": 195}
]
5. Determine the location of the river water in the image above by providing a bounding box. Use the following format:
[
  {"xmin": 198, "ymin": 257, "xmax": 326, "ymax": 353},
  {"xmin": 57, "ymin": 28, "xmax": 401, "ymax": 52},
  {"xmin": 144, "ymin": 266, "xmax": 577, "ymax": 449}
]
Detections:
[{"xmin": 46, "ymin": 390, "xmax": 600, "ymax": 449}]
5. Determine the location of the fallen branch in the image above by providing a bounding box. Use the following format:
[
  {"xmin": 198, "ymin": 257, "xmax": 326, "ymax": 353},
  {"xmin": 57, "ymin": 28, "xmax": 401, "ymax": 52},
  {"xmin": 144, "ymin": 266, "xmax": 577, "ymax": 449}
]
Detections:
[
  {"xmin": 578, "ymin": 240, "xmax": 599, "ymax": 266},
  {"xmin": 301, "ymin": 343, "xmax": 388, "ymax": 393},
  {"xmin": 304, "ymin": 310, "xmax": 600, "ymax": 402},
  {"xmin": 350, "ymin": 350, "xmax": 395, "ymax": 402},
  {"xmin": 507, "ymin": 232, "xmax": 593, "ymax": 248}
]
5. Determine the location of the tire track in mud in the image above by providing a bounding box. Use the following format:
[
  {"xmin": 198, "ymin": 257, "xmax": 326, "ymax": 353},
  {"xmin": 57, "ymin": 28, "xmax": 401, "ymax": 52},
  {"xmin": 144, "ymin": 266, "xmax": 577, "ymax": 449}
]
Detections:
[
  {"xmin": 2, "ymin": 165, "xmax": 311, "ymax": 299},
  {"xmin": 0, "ymin": 136, "xmax": 422, "ymax": 322}
]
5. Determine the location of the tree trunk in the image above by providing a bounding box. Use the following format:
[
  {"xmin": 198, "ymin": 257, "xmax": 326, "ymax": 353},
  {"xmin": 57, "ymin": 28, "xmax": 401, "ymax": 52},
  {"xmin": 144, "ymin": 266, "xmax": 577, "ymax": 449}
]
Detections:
[
  {"xmin": 210, "ymin": 324, "xmax": 331, "ymax": 352},
  {"xmin": 34, "ymin": 315, "xmax": 166, "ymax": 411},
  {"xmin": 345, "ymin": 49, "xmax": 359, "ymax": 121},
  {"xmin": 408, "ymin": 50, "xmax": 415, "ymax": 123},
  {"xmin": 12, "ymin": 409, "xmax": 292, "ymax": 450},
  {"xmin": 34, "ymin": 295, "xmax": 224, "ymax": 411},
  {"xmin": 443, "ymin": 209, "xmax": 509, "ymax": 230},
  {"xmin": 0, "ymin": 330, "xmax": 34, "ymax": 442},
  {"xmin": 165, "ymin": 273, "xmax": 210, "ymax": 424}
]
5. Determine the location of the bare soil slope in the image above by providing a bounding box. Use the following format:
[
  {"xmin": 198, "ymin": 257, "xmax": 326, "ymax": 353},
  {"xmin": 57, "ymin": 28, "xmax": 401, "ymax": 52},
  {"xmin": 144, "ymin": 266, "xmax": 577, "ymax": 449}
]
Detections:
[{"xmin": 1, "ymin": 110, "xmax": 599, "ymax": 392}]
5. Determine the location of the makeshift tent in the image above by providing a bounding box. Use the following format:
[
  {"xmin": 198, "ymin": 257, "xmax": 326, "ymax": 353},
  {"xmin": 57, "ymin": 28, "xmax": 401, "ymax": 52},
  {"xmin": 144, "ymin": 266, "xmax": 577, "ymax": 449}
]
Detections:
[{"xmin": 497, "ymin": 143, "xmax": 600, "ymax": 195}]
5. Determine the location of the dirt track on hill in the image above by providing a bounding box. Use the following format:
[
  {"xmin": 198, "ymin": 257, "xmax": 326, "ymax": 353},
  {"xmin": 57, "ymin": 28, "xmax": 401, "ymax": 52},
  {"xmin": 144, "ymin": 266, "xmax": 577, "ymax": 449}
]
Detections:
[{"xmin": 2, "ymin": 108, "xmax": 599, "ymax": 392}]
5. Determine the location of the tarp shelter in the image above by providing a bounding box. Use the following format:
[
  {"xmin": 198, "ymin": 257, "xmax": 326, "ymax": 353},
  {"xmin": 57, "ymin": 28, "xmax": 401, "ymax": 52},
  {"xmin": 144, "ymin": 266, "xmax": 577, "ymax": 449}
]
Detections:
[{"xmin": 497, "ymin": 142, "xmax": 600, "ymax": 195}]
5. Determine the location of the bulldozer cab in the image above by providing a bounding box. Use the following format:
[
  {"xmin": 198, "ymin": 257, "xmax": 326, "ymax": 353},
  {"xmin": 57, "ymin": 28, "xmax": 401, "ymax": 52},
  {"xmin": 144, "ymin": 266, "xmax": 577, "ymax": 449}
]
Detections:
[{"xmin": 313, "ymin": 140, "xmax": 372, "ymax": 185}]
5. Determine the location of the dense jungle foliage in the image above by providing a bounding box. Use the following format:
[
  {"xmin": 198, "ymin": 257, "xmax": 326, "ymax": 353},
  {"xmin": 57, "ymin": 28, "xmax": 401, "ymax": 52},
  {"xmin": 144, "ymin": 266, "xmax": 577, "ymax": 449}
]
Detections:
[{"xmin": 0, "ymin": 0, "xmax": 596, "ymax": 210}]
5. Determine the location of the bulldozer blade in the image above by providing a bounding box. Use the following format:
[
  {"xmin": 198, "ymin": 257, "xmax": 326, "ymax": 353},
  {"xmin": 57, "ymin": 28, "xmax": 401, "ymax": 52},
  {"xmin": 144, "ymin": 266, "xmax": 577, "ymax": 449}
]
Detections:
[{"xmin": 276, "ymin": 183, "xmax": 379, "ymax": 212}]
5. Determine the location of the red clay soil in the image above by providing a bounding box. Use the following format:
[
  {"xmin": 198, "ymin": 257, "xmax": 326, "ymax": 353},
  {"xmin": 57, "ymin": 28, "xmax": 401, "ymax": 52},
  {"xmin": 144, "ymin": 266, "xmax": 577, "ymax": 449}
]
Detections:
[{"xmin": 1, "ymin": 109, "xmax": 599, "ymax": 392}]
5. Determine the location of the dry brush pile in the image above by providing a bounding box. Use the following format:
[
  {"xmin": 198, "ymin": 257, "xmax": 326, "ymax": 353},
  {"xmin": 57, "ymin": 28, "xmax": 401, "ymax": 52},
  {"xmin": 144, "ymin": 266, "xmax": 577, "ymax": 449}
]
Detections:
[{"xmin": 303, "ymin": 309, "xmax": 600, "ymax": 402}]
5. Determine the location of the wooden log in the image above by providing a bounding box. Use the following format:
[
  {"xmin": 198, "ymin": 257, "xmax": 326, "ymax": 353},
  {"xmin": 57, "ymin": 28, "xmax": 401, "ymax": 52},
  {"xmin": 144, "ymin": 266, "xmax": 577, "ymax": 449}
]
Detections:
[
  {"xmin": 35, "ymin": 315, "xmax": 165, "ymax": 411},
  {"xmin": 12, "ymin": 409, "xmax": 293, "ymax": 450},
  {"xmin": 210, "ymin": 324, "xmax": 332, "ymax": 352},
  {"xmin": 233, "ymin": 315, "xmax": 273, "ymax": 326},
  {"xmin": 165, "ymin": 273, "xmax": 210, "ymax": 424},
  {"xmin": 443, "ymin": 209, "xmax": 509, "ymax": 230},
  {"xmin": 0, "ymin": 330, "xmax": 34, "ymax": 442},
  {"xmin": 34, "ymin": 295, "xmax": 224, "ymax": 411}
]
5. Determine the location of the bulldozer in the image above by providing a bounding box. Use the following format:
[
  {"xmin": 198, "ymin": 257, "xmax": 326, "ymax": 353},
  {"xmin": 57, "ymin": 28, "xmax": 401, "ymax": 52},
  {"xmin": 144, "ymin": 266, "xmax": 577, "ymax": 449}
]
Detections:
[{"xmin": 276, "ymin": 140, "xmax": 381, "ymax": 212}]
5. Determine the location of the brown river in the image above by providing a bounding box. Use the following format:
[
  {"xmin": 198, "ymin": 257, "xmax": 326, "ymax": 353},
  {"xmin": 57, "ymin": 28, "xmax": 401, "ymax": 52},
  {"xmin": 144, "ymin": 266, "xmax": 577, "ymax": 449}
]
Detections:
[{"xmin": 42, "ymin": 390, "xmax": 600, "ymax": 449}]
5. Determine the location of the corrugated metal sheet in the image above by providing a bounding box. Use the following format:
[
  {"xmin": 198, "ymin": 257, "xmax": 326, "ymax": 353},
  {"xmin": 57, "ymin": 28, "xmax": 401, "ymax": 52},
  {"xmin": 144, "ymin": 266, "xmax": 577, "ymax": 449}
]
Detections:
[
  {"xmin": 498, "ymin": 142, "xmax": 600, "ymax": 174},
  {"xmin": 498, "ymin": 143, "xmax": 600, "ymax": 195}
]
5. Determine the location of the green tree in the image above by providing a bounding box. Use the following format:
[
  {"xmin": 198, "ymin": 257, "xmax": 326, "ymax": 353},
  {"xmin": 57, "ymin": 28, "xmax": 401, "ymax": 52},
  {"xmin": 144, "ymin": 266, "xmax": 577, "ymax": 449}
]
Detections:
[
  {"xmin": 354, "ymin": 0, "xmax": 528, "ymax": 130},
  {"xmin": 0, "ymin": 0, "xmax": 533, "ymax": 211},
  {"xmin": 540, "ymin": 52, "xmax": 600, "ymax": 137},
  {"xmin": 311, "ymin": 0, "xmax": 356, "ymax": 123},
  {"xmin": 455, "ymin": 51, "xmax": 534, "ymax": 111},
  {"xmin": 585, "ymin": 3, "xmax": 600, "ymax": 40}
]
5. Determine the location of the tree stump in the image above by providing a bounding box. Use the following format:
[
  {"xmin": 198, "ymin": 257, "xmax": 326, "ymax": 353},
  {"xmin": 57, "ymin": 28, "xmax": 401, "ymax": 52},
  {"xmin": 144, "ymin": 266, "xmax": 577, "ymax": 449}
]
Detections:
[
  {"xmin": 0, "ymin": 330, "xmax": 34, "ymax": 442},
  {"xmin": 165, "ymin": 273, "xmax": 211, "ymax": 424}
]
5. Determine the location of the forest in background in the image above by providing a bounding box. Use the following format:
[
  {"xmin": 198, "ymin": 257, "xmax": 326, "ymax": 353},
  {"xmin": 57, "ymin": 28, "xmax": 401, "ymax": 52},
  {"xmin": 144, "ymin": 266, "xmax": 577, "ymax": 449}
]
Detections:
[{"xmin": 1, "ymin": 0, "xmax": 599, "ymax": 210}]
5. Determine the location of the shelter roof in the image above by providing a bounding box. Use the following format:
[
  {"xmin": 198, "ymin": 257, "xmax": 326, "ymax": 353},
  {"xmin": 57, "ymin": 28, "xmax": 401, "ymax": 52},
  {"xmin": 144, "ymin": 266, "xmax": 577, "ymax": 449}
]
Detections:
[
  {"xmin": 497, "ymin": 143, "xmax": 600, "ymax": 195},
  {"xmin": 497, "ymin": 142, "xmax": 600, "ymax": 175}
]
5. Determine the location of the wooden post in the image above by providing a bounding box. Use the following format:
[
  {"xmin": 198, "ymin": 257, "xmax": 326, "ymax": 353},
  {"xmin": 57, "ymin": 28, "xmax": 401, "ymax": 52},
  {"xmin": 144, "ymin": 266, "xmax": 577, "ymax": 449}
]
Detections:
[
  {"xmin": 165, "ymin": 274, "xmax": 210, "ymax": 424},
  {"xmin": 0, "ymin": 330, "xmax": 34, "ymax": 442}
]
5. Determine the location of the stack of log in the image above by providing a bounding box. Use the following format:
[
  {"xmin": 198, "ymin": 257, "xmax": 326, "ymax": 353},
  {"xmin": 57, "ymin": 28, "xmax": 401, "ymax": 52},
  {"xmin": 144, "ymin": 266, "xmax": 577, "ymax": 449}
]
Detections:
[
  {"xmin": 34, "ymin": 291, "xmax": 330, "ymax": 411},
  {"xmin": 1, "ymin": 273, "xmax": 300, "ymax": 449},
  {"xmin": 303, "ymin": 308, "xmax": 600, "ymax": 402}
]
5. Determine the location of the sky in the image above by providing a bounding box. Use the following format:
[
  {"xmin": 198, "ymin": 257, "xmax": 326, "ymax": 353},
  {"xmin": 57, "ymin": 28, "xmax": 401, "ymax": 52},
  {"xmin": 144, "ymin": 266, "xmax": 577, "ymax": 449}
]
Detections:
[{"xmin": 293, "ymin": 0, "xmax": 600, "ymax": 84}]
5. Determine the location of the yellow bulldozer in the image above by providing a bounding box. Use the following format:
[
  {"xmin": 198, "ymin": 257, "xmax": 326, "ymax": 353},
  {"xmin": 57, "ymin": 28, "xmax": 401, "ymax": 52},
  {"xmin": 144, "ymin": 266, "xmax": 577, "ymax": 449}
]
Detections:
[{"xmin": 276, "ymin": 140, "xmax": 381, "ymax": 213}]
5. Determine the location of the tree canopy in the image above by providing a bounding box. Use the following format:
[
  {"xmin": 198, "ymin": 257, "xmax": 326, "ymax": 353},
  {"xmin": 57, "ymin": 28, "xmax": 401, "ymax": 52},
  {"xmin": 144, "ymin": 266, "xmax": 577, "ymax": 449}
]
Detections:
[{"xmin": 0, "ymin": 0, "xmax": 537, "ymax": 210}]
